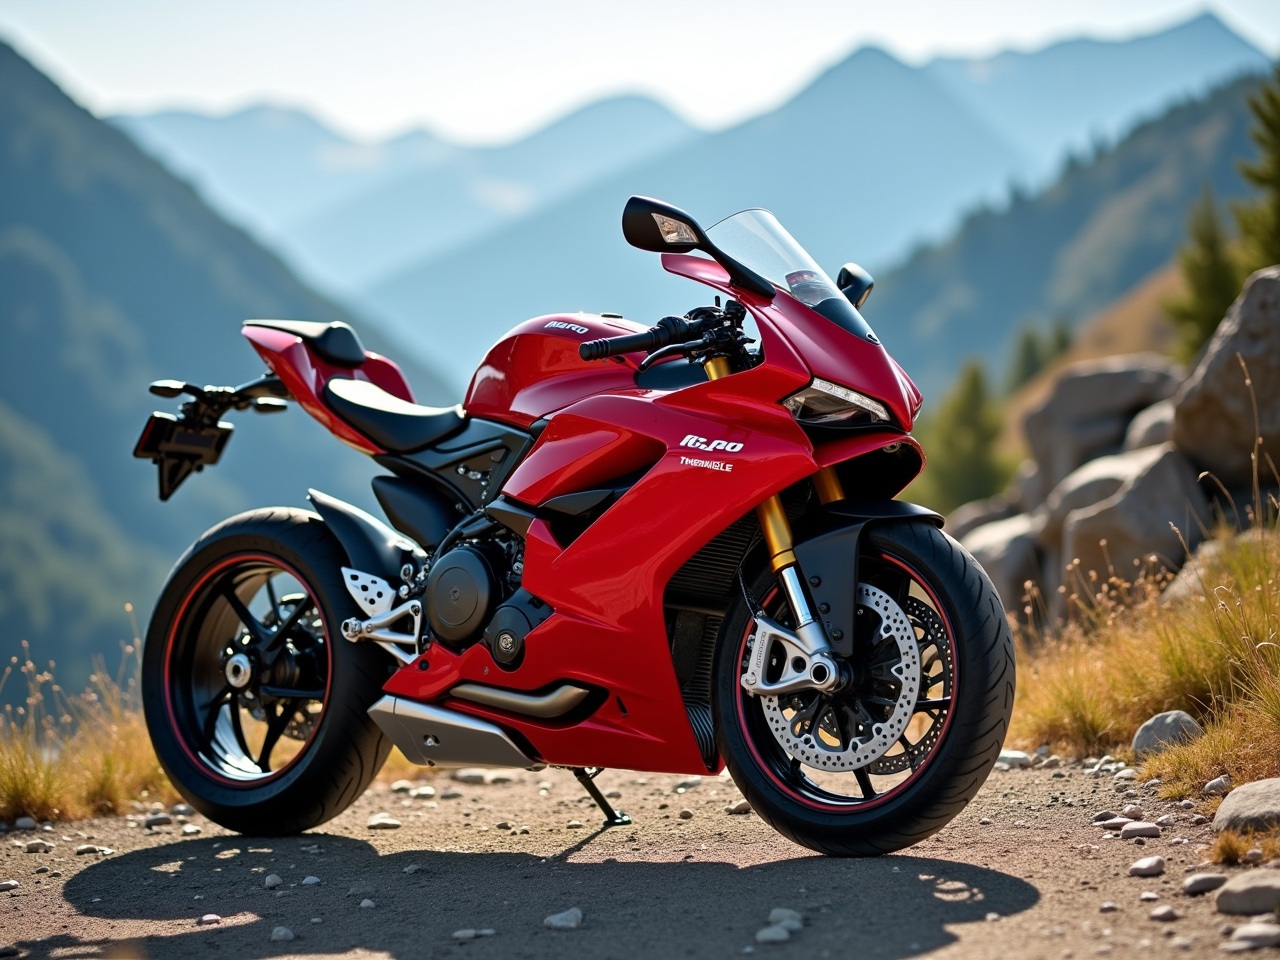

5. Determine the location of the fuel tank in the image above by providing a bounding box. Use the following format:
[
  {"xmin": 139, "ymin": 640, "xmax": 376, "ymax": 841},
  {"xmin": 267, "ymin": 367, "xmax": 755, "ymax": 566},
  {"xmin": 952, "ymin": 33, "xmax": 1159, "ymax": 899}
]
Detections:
[{"xmin": 464, "ymin": 313, "xmax": 647, "ymax": 429}]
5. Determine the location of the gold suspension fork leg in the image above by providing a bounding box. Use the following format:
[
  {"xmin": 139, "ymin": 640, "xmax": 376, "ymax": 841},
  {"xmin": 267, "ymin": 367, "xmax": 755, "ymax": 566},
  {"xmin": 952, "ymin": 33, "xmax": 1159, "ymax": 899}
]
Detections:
[{"xmin": 813, "ymin": 466, "xmax": 846, "ymax": 504}]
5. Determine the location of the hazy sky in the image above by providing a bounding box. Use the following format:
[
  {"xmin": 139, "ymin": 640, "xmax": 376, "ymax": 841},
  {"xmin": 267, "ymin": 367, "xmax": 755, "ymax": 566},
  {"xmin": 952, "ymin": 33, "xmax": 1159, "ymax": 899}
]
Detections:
[{"xmin": 1, "ymin": 0, "xmax": 1276, "ymax": 144}]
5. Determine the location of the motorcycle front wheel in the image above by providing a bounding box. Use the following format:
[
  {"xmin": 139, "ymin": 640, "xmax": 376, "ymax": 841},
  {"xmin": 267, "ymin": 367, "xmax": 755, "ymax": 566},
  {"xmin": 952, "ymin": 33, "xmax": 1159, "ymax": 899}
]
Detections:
[
  {"xmin": 714, "ymin": 519, "xmax": 1014, "ymax": 856},
  {"xmin": 142, "ymin": 507, "xmax": 392, "ymax": 834}
]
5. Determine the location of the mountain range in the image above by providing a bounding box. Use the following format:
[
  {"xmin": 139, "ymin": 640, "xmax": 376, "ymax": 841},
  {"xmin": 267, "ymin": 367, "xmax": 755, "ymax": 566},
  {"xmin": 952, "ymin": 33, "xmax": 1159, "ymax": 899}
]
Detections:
[
  {"xmin": 112, "ymin": 13, "xmax": 1268, "ymax": 313},
  {"xmin": 0, "ymin": 39, "xmax": 449, "ymax": 686}
]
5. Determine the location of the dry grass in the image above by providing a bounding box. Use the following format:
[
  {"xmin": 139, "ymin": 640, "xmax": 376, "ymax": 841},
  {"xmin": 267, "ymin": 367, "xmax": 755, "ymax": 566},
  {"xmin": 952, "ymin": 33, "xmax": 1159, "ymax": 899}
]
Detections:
[
  {"xmin": 1210, "ymin": 828, "xmax": 1280, "ymax": 866},
  {"xmin": 1010, "ymin": 493, "xmax": 1280, "ymax": 799},
  {"xmin": 0, "ymin": 623, "xmax": 177, "ymax": 822}
]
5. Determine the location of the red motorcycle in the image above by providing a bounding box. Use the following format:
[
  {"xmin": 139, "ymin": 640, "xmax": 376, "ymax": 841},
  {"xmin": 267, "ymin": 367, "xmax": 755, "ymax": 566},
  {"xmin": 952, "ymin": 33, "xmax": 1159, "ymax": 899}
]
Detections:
[{"xmin": 135, "ymin": 197, "xmax": 1014, "ymax": 856}]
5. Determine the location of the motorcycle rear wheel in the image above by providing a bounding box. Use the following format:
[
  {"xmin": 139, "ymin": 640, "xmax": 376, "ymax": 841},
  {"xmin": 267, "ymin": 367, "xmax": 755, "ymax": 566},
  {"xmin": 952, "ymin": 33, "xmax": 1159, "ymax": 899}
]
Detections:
[
  {"xmin": 142, "ymin": 507, "xmax": 392, "ymax": 835},
  {"xmin": 714, "ymin": 519, "xmax": 1014, "ymax": 856}
]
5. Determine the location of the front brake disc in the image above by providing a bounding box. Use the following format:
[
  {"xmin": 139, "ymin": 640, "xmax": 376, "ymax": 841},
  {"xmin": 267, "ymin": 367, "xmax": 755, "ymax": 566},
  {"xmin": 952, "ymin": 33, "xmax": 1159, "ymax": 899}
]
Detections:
[{"xmin": 758, "ymin": 583, "xmax": 921, "ymax": 770}]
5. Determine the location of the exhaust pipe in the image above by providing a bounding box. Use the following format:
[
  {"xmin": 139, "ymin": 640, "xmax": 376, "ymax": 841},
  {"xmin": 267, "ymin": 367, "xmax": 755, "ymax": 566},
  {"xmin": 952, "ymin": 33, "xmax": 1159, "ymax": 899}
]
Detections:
[{"xmin": 367, "ymin": 696, "xmax": 540, "ymax": 769}]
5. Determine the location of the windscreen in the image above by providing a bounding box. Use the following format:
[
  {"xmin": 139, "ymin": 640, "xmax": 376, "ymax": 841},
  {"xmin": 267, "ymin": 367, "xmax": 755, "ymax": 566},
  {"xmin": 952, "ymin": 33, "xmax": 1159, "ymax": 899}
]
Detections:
[{"xmin": 704, "ymin": 209, "xmax": 877, "ymax": 342}]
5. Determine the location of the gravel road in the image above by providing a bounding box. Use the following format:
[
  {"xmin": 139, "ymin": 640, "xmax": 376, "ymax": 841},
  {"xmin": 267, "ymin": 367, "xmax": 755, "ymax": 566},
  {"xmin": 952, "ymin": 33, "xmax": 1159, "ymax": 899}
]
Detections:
[{"xmin": 0, "ymin": 765, "xmax": 1261, "ymax": 958}]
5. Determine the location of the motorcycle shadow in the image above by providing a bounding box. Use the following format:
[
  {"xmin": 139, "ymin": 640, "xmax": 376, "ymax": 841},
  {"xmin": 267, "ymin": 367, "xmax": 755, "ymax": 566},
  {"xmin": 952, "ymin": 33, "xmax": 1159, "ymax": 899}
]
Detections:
[{"xmin": 44, "ymin": 831, "xmax": 1039, "ymax": 958}]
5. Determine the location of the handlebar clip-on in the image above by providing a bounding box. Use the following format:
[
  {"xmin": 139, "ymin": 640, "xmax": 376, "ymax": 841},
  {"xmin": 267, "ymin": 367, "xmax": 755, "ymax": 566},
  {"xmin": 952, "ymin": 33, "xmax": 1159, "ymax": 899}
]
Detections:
[{"xmin": 578, "ymin": 303, "xmax": 753, "ymax": 372}]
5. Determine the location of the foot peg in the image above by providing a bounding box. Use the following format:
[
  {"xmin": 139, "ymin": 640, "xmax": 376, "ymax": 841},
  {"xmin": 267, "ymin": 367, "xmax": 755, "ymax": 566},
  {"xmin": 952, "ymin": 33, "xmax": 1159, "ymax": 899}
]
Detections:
[{"xmin": 573, "ymin": 767, "xmax": 631, "ymax": 828}]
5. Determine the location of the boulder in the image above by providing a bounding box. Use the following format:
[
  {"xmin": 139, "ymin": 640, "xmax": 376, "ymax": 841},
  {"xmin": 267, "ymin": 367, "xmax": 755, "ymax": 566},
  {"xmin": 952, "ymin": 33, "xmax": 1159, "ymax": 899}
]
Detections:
[
  {"xmin": 1035, "ymin": 446, "xmax": 1166, "ymax": 552},
  {"xmin": 1163, "ymin": 528, "xmax": 1280, "ymax": 602},
  {"xmin": 1061, "ymin": 444, "xmax": 1210, "ymax": 585},
  {"xmin": 1215, "ymin": 871, "xmax": 1280, "ymax": 915},
  {"xmin": 1023, "ymin": 354, "xmax": 1183, "ymax": 493},
  {"xmin": 948, "ymin": 496, "xmax": 1017, "ymax": 541},
  {"xmin": 961, "ymin": 514, "xmax": 1042, "ymax": 613},
  {"xmin": 1131, "ymin": 710, "xmax": 1204, "ymax": 759},
  {"xmin": 1009, "ymin": 459, "xmax": 1046, "ymax": 512},
  {"xmin": 1173, "ymin": 266, "xmax": 1280, "ymax": 487},
  {"xmin": 1124, "ymin": 399, "xmax": 1175, "ymax": 450},
  {"xmin": 1213, "ymin": 777, "xmax": 1280, "ymax": 834}
]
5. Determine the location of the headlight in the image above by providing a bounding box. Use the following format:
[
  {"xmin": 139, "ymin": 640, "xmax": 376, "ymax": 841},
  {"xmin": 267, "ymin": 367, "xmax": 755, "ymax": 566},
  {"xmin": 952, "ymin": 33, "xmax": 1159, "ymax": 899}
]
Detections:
[{"xmin": 783, "ymin": 378, "xmax": 890, "ymax": 426}]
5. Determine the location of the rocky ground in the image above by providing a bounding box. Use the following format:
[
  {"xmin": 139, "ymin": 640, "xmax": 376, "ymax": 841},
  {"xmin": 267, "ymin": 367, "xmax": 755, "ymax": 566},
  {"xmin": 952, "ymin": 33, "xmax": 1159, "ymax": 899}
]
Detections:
[{"xmin": 2, "ymin": 761, "xmax": 1278, "ymax": 960}]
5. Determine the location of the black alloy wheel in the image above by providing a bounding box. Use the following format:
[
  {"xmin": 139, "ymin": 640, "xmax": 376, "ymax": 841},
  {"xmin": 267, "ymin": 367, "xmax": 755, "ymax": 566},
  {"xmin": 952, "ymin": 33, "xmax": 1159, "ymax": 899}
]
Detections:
[{"xmin": 143, "ymin": 508, "xmax": 393, "ymax": 834}]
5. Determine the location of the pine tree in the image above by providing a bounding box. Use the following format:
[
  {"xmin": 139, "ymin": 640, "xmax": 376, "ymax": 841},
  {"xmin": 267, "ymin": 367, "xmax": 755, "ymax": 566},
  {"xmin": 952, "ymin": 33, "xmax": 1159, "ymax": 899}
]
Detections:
[
  {"xmin": 1165, "ymin": 187, "xmax": 1241, "ymax": 360},
  {"xmin": 1005, "ymin": 325, "xmax": 1046, "ymax": 394},
  {"xmin": 1235, "ymin": 63, "xmax": 1280, "ymax": 270},
  {"xmin": 915, "ymin": 361, "xmax": 1009, "ymax": 513}
]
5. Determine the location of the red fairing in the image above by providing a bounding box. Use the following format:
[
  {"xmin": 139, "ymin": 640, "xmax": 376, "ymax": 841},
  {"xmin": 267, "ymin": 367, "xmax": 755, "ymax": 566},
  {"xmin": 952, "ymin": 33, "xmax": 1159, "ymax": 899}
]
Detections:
[
  {"xmin": 464, "ymin": 314, "xmax": 651, "ymax": 428},
  {"xmin": 241, "ymin": 325, "xmax": 414, "ymax": 455}
]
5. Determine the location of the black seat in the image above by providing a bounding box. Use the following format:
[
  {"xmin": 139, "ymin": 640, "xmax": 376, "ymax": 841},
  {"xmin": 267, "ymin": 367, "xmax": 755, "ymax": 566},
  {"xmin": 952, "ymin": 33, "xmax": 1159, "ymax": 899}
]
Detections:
[
  {"xmin": 323, "ymin": 378, "xmax": 465, "ymax": 453},
  {"xmin": 244, "ymin": 319, "xmax": 367, "ymax": 367}
]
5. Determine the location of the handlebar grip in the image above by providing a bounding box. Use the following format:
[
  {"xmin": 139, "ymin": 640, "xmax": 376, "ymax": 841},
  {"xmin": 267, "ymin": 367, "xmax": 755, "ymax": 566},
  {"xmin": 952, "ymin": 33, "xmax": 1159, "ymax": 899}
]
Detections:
[{"xmin": 579, "ymin": 328, "xmax": 663, "ymax": 361}]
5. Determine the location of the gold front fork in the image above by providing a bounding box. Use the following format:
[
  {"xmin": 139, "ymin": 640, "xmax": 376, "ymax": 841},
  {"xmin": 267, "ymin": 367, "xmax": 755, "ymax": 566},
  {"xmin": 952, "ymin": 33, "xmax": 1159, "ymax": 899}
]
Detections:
[{"xmin": 701, "ymin": 356, "xmax": 846, "ymax": 572}]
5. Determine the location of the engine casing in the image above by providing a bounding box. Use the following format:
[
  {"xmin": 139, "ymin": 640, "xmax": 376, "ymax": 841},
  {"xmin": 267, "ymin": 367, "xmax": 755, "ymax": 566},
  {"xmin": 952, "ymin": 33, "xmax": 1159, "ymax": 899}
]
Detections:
[{"xmin": 425, "ymin": 545, "xmax": 500, "ymax": 645}]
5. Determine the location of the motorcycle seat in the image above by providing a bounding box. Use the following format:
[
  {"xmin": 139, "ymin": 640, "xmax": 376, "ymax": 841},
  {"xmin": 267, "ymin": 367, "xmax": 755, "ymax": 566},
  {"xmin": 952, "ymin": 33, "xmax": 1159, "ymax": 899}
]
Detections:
[
  {"xmin": 323, "ymin": 377, "xmax": 465, "ymax": 453},
  {"xmin": 244, "ymin": 319, "xmax": 367, "ymax": 368}
]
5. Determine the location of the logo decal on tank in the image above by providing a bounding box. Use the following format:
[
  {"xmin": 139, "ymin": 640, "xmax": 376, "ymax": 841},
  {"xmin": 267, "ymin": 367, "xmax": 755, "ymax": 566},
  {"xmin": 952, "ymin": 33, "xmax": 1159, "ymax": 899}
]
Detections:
[
  {"xmin": 544, "ymin": 320, "xmax": 589, "ymax": 335},
  {"xmin": 680, "ymin": 434, "xmax": 744, "ymax": 453},
  {"xmin": 680, "ymin": 456, "xmax": 734, "ymax": 472}
]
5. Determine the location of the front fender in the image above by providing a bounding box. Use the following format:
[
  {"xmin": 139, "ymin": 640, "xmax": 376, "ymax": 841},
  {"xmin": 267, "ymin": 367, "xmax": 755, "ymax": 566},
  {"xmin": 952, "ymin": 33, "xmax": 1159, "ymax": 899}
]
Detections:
[{"xmin": 793, "ymin": 501, "xmax": 943, "ymax": 658}]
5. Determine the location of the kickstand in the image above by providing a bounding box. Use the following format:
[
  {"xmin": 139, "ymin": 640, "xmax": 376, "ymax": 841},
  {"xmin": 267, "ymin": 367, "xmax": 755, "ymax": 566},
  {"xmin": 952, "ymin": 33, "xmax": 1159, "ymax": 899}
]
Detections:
[{"xmin": 572, "ymin": 767, "xmax": 632, "ymax": 828}]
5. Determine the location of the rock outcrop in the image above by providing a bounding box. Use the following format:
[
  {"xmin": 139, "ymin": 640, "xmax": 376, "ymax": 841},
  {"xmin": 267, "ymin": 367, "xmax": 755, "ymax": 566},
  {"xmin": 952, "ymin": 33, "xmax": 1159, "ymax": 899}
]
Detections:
[{"xmin": 1173, "ymin": 267, "xmax": 1280, "ymax": 487}]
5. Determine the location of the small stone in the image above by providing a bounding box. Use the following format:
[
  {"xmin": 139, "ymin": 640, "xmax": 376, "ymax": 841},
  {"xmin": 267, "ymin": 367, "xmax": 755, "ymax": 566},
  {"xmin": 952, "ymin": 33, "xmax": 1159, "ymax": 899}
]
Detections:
[
  {"xmin": 979, "ymin": 817, "xmax": 993, "ymax": 825},
  {"xmin": 302, "ymin": 876, "xmax": 320, "ymax": 885},
  {"xmin": 1132, "ymin": 710, "xmax": 1204, "ymax": 759},
  {"xmin": 34, "ymin": 866, "xmax": 47, "ymax": 874},
  {"xmin": 24, "ymin": 840, "xmax": 52, "ymax": 853},
  {"xmin": 367, "ymin": 814, "xmax": 402, "ymax": 830},
  {"xmin": 441, "ymin": 790, "xmax": 463, "ymax": 800},
  {"xmin": 1179, "ymin": 799, "xmax": 1196, "ymax": 809},
  {"xmin": 1098, "ymin": 817, "xmax": 1134, "ymax": 830},
  {"xmin": 74, "ymin": 844, "xmax": 98, "ymax": 855},
  {"xmin": 410, "ymin": 785, "xmax": 436, "ymax": 798},
  {"xmin": 1100, "ymin": 902, "xmax": 1119, "ymax": 913},
  {"xmin": 452, "ymin": 768, "xmax": 487, "ymax": 785},
  {"xmin": 452, "ymin": 929, "xmax": 478, "ymax": 940},
  {"xmin": 311, "ymin": 918, "xmax": 322, "ymax": 924},
  {"xmin": 0, "ymin": 880, "xmax": 18, "ymax": 891},
  {"xmin": 1140, "ymin": 891, "xmax": 1159, "ymax": 901},
  {"xmin": 605, "ymin": 790, "xmax": 622, "ymax": 799},
  {"xmin": 725, "ymin": 799, "xmax": 752, "ymax": 815},
  {"xmin": 1243, "ymin": 848, "xmax": 1264, "ymax": 865},
  {"xmin": 13, "ymin": 817, "xmax": 35, "ymax": 830},
  {"xmin": 768, "ymin": 908, "xmax": 803, "ymax": 931},
  {"xmin": 1183, "ymin": 873, "xmax": 1228, "ymax": 895},
  {"xmin": 182, "ymin": 824, "xmax": 201, "ymax": 836},
  {"xmin": 1120, "ymin": 822, "xmax": 1161, "ymax": 839},
  {"xmin": 485, "ymin": 771, "xmax": 515, "ymax": 785},
  {"xmin": 1203, "ymin": 775, "xmax": 1231, "ymax": 796},
  {"xmin": 518, "ymin": 826, "xmax": 530, "ymax": 835},
  {"xmin": 675, "ymin": 777, "xmax": 702, "ymax": 790},
  {"xmin": 1092, "ymin": 810, "xmax": 1119, "ymax": 822},
  {"xmin": 755, "ymin": 925, "xmax": 791, "ymax": 943},
  {"xmin": 1230, "ymin": 922, "xmax": 1280, "ymax": 948},
  {"xmin": 198, "ymin": 913, "xmax": 222, "ymax": 925},
  {"xmin": 679, "ymin": 809, "xmax": 693, "ymax": 820},
  {"xmin": 1191, "ymin": 814, "xmax": 1210, "ymax": 826},
  {"xmin": 495, "ymin": 821, "xmax": 512, "ymax": 830},
  {"xmin": 171, "ymin": 803, "xmax": 195, "ymax": 816},
  {"xmin": 403, "ymin": 864, "xmax": 422, "ymax": 874},
  {"xmin": 264, "ymin": 874, "xmax": 283, "ymax": 889},
  {"xmin": 1215, "ymin": 872, "xmax": 1280, "ymax": 915},
  {"xmin": 1121, "ymin": 804, "xmax": 1145, "ymax": 819},
  {"xmin": 544, "ymin": 906, "xmax": 583, "ymax": 930},
  {"xmin": 566, "ymin": 820, "xmax": 584, "ymax": 829},
  {"xmin": 1155, "ymin": 814, "xmax": 1177, "ymax": 827},
  {"xmin": 1037, "ymin": 755, "xmax": 1062, "ymax": 769},
  {"xmin": 391, "ymin": 779, "xmax": 414, "ymax": 793},
  {"xmin": 998, "ymin": 749, "xmax": 1032, "ymax": 768},
  {"xmin": 145, "ymin": 813, "xmax": 172, "ymax": 827},
  {"xmin": 360, "ymin": 898, "xmax": 376, "ymax": 908},
  {"xmin": 270, "ymin": 926, "xmax": 294, "ymax": 941},
  {"xmin": 1113, "ymin": 768, "xmax": 1138, "ymax": 781},
  {"xmin": 1129, "ymin": 856, "xmax": 1166, "ymax": 877},
  {"xmin": 1149, "ymin": 905, "xmax": 1178, "ymax": 921}
]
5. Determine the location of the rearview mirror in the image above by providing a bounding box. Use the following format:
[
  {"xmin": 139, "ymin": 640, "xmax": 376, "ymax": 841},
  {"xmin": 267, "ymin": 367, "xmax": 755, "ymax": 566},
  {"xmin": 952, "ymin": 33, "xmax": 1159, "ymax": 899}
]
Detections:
[
  {"xmin": 836, "ymin": 263, "xmax": 874, "ymax": 309},
  {"xmin": 621, "ymin": 196, "xmax": 704, "ymax": 253}
]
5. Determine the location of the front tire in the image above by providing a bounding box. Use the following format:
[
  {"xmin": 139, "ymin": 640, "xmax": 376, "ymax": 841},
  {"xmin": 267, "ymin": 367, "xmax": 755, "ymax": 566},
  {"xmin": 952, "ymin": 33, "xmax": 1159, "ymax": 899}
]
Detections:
[
  {"xmin": 714, "ymin": 520, "xmax": 1014, "ymax": 856},
  {"xmin": 142, "ymin": 507, "xmax": 393, "ymax": 835}
]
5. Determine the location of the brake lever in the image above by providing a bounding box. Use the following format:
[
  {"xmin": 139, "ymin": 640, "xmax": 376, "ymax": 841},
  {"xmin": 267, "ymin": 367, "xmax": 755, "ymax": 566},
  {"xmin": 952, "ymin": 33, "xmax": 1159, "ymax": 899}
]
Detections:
[{"xmin": 637, "ymin": 338, "xmax": 710, "ymax": 372}]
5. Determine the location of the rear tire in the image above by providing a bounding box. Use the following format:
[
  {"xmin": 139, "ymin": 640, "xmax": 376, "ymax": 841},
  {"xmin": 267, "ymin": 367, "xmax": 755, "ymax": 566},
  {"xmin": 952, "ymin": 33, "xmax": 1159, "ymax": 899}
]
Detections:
[
  {"xmin": 713, "ymin": 519, "xmax": 1014, "ymax": 856},
  {"xmin": 142, "ymin": 507, "xmax": 393, "ymax": 835}
]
